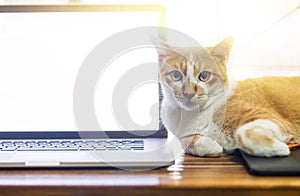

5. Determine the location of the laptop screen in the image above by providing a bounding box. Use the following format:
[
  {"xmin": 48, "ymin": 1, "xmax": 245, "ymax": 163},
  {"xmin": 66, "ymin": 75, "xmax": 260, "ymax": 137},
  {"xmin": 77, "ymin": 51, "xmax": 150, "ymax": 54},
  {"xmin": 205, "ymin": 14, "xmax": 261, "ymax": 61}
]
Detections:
[{"xmin": 0, "ymin": 6, "xmax": 162, "ymax": 133}]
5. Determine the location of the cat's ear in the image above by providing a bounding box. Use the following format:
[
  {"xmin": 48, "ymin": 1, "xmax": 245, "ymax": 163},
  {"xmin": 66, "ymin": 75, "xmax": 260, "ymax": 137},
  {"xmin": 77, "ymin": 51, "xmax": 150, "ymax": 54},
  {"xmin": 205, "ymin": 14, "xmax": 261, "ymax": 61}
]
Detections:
[
  {"xmin": 211, "ymin": 37, "xmax": 233, "ymax": 64},
  {"xmin": 151, "ymin": 36, "xmax": 173, "ymax": 63}
]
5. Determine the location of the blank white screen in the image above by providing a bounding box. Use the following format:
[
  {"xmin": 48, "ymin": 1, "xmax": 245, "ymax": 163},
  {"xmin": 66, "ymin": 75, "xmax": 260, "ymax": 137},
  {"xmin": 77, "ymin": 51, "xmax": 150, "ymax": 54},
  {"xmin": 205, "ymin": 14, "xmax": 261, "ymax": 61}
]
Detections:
[{"xmin": 0, "ymin": 11, "xmax": 160, "ymax": 131}]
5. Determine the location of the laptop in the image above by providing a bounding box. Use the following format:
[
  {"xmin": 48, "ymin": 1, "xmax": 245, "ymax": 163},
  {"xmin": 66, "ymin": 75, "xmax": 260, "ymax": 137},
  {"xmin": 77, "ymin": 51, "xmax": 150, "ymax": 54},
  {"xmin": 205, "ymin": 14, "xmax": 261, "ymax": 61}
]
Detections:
[
  {"xmin": 240, "ymin": 148, "xmax": 300, "ymax": 176},
  {"xmin": 0, "ymin": 5, "xmax": 179, "ymax": 169}
]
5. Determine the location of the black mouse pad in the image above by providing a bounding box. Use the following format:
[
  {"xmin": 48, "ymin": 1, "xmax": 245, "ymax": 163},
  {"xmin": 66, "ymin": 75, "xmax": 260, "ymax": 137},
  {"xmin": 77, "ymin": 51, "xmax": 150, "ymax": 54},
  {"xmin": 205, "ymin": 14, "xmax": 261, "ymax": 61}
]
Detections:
[{"xmin": 240, "ymin": 149, "xmax": 300, "ymax": 176}]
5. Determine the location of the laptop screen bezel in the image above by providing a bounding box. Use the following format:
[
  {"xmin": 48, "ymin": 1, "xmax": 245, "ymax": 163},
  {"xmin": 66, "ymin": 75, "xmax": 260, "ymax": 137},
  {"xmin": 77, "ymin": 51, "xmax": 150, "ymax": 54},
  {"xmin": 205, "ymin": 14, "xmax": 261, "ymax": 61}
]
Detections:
[{"xmin": 0, "ymin": 4, "xmax": 167, "ymax": 139}]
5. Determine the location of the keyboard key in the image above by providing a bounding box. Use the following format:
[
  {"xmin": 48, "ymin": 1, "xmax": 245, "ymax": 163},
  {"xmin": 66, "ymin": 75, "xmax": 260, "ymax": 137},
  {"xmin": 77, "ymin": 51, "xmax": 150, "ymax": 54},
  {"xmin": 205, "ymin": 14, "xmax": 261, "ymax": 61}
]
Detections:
[
  {"xmin": 2, "ymin": 146, "xmax": 16, "ymax": 151},
  {"xmin": 95, "ymin": 146, "xmax": 106, "ymax": 150},
  {"xmin": 120, "ymin": 146, "xmax": 132, "ymax": 150},
  {"xmin": 25, "ymin": 141, "xmax": 36, "ymax": 145}
]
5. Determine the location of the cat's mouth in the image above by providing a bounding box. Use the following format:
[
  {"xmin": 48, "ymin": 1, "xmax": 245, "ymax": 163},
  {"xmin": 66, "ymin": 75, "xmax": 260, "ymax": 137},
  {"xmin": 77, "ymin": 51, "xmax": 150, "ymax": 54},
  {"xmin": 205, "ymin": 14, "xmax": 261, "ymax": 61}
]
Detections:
[
  {"xmin": 176, "ymin": 95, "xmax": 210, "ymax": 111},
  {"xmin": 178, "ymin": 97, "xmax": 202, "ymax": 111}
]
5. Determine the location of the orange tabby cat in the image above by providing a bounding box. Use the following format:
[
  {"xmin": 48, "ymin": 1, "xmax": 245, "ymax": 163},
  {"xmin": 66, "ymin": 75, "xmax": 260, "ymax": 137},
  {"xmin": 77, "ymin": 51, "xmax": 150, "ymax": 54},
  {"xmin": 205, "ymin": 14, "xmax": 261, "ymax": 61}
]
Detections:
[{"xmin": 154, "ymin": 37, "xmax": 300, "ymax": 157}]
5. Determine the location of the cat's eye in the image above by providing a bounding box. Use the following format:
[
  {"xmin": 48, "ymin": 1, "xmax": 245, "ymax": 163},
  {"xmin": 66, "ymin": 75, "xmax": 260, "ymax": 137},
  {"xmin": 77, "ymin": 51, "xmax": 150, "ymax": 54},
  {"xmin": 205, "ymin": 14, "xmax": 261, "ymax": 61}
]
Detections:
[
  {"xmin": 199, "ymin": 71, "xmax": 211, "ymax": 82},
  {"xmin": 170, "ymin": 70, "xmax": 182, "ymax": 81}
]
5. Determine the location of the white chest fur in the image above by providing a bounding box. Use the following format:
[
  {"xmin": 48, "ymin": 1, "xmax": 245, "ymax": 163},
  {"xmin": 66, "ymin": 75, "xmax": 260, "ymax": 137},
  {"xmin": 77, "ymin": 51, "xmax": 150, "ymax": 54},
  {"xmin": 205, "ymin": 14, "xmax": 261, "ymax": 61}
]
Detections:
[{"xmin": 160, "ymin": 87, "xmax": 236, "ymax": 153}]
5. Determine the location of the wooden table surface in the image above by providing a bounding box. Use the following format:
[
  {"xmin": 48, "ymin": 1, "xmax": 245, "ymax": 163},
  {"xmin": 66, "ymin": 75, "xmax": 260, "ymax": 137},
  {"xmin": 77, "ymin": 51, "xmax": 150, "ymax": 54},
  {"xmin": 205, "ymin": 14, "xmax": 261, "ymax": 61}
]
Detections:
[{"xmin": 0, "ymin": 153, "xmax": 300, "ymax": 195}]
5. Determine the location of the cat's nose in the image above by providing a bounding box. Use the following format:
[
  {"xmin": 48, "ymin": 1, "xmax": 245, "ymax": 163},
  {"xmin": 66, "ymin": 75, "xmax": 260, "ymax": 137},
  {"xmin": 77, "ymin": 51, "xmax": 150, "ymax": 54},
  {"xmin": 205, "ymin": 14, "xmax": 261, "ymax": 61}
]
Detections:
[
  {"xmin": 183, "ymin": 92, "xmax": 195, "ymax": 99},
  {"xmin": 183, "ymin": 83, "xmax": 196, "ymax": 99}
]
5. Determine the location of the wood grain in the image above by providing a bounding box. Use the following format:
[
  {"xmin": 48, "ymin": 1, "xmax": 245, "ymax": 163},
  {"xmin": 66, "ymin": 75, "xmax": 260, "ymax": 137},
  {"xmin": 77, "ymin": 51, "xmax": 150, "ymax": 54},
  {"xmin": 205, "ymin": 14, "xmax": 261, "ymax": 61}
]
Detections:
[{"xmin": 0, "ymin": 154, "xmax": 300, "ymax": 195}]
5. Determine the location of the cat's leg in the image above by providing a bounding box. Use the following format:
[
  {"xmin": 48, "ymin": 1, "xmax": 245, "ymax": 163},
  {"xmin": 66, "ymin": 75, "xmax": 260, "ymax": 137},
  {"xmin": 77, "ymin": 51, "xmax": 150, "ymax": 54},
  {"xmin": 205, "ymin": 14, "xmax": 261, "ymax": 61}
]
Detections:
[
  {"xmin": 181, "ymin": 135, "xmax": 223, "ymax": 157},
  {"xmin": 236, "ymin": 119, "xmax": 290, "ymax": 157}
]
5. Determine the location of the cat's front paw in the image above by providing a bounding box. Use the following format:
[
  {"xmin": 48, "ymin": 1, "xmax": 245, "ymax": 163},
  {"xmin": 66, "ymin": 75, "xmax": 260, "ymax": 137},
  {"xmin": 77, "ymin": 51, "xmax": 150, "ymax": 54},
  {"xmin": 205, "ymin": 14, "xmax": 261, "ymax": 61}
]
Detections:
[
  {"xmin": 184, "ymin": 135, "xmax": 223, "ymax": 157},
  {"xmin": 236, "ymin": 120, "xmax": 291, "ymax": 157}
]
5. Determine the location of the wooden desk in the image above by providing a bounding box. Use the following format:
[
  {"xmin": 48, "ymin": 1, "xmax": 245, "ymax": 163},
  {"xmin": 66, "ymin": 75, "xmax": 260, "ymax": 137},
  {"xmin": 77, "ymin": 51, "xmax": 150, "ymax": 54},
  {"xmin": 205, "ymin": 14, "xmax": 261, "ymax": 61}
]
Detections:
[{"xmin": 0, "ymin": 154, "xmax": 300, "ymax": 195}]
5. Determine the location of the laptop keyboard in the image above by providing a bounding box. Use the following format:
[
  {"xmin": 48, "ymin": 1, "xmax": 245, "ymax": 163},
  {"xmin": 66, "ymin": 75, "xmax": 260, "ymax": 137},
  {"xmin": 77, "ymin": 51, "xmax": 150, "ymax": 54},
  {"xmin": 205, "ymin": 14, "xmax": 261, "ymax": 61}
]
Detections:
[{"xmin": 0, "ymin": 139, "xmax": 144, "ymax": 151}]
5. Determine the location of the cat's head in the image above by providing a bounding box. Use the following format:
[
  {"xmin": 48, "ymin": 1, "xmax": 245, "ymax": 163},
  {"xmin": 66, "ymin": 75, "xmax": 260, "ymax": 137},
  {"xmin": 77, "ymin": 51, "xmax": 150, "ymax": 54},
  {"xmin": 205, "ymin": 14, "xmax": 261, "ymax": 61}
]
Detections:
[{"xmin": 154, "ymin": 37, "xmax": 233, "ymax": 111}]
